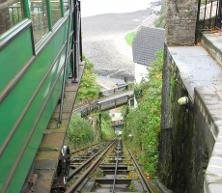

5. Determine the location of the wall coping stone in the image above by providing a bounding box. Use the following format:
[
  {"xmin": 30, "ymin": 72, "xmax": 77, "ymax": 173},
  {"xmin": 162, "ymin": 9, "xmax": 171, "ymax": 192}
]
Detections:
[
  {"xmin": 201, "ymin": 33, "xmax": 222, "ymax": 67},
  {"xmin": 195, "ymin": 86, "xmax": 222, "ymax": 193},
  {"xmin": 168, "ymin": 46, "xmax": 222, "ymax": 102}
]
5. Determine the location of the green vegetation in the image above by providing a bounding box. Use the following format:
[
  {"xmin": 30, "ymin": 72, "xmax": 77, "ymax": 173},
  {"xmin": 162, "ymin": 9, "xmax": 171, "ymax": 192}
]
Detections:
[
  {"xmin": 100, "ymin": 112, "xmax": 115, "ymax": 140},
  {"xmin": 123, "ymin": 50, "xmax": 163, "ymax": 177},
  {"xmin": 76, "ymin": 57, "xmax": 100, "ymax": 103},
  {"xmin": 154, "ymin": 1, "xmax": 165, "ymax": 28},
  {"xmin": 67, "ymin": 114, "xmax": 95, "ymax": 149},
  {"xmin": 68, "ymin": 57, "xmax": 116, "ymax": 148},
  {"xmin": 67, "ymin": 112, "xmax": 115, "ymax": 149},
  {"xmin": 128, "ymin": 182, "xmax": 137, "ymax": 191},
  {"xmin": 125, "ymin": 31, "xmax": 136, "ymax": 46}
]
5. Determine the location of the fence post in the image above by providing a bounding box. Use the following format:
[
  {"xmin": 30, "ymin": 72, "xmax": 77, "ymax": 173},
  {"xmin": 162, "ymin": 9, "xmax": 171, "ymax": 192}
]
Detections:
[{"xmin": 165, "ymin": 0, "xmax": 199, "ymax": 46}]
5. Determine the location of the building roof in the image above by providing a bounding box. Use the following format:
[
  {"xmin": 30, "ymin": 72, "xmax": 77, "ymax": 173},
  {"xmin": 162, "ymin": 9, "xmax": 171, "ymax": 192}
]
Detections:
[{"xmin": 132, "ymin": 26, "xmax": 165, "ymax": 65}]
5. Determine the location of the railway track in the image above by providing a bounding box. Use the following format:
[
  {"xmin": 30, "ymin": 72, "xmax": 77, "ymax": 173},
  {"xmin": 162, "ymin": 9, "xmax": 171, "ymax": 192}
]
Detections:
[
  {"xmin": 60, "ymin": 139, "xmax": 159, "ymax": 193},
  {"xmin": 67, "ymin": 142, "xmax": 111, "ymax": 183}
]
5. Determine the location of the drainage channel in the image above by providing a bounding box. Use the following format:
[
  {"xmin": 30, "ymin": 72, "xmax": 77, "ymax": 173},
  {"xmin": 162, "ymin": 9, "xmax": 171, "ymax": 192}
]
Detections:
[{"xmin": 63, "ymin": 138, "xmax": 158, "ymax": 193}]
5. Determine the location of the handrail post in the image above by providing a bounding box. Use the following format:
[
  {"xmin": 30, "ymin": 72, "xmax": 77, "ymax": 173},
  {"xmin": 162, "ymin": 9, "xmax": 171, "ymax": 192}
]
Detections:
[
  {"xmin": 46, "ymin": 0, "xmax": 52, "ymax": 30},
  {"xmin": 195, "ymin": 0, "xmax": 202, "ymax": 43},
  {"xmin": 23, "ymin": 0, "xmax": 31, "ymax": 18}
]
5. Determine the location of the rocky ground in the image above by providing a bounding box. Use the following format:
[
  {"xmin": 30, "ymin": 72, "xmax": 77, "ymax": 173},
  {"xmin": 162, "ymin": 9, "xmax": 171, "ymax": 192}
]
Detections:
[{"xmin": 81, "ymin": 0, "xmax": 161, "ymax": 89}]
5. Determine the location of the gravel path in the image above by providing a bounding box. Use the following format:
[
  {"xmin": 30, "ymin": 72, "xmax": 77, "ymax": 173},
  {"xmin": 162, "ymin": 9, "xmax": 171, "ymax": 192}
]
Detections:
[{"xmin": 81, "ymin": 0, "xmax": 160, "ymax": 87}]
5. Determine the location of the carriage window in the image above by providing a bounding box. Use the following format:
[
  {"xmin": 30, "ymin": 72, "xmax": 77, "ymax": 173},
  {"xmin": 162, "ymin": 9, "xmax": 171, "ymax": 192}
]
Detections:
[
  {"xmin": 50, "ymin": 0, "xmax": 61, "ymax": 25},
  {"xmin": 0, "ymin": 0, "xmax": 24, "ymax": 36},
  {"xmin": 63, "ymin": 0, "xmax": 69, "ymax": 11},
  {"xmin": 30, "ymin": 0, "xmax": 49, "ymax": 43}
]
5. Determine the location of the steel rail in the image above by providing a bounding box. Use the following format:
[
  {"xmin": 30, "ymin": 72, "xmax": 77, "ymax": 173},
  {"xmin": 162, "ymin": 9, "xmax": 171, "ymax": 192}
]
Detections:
[
  {"xmin": 65, "ymin": 141, "xmax": 116, "ymax": 193},
  {"xmin": 128, "ymin": 149, "xmax": 155, "ymax": 193},
  {"xmin": 111, "ymin": 140, "xmax": 120, "ymax": 193},
  {"xmin": 68, "ymin": 146, "xmax": 103, "ymax": 181},
  {"xmin": 71, "ymin": 143, "xmax": 100, "ymax": 155}
]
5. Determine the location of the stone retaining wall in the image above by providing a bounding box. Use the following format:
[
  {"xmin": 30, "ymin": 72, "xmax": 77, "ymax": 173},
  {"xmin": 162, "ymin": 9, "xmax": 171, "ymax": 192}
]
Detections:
[{"xmin": 159, "ymin": 47, "xmax": 221, "ymax": 193}]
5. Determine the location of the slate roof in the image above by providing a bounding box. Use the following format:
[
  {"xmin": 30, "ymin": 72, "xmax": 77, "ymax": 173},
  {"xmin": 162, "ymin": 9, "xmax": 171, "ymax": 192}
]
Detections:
[{"xmin": 132, "ymin": 26, "xmax": 165, "ymax": 65}]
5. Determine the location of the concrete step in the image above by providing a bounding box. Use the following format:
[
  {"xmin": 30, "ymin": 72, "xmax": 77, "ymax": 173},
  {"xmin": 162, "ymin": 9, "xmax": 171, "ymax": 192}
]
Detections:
[{"xmin": 201, "ymin": 32, "xmax": 222, "ymax": 67}]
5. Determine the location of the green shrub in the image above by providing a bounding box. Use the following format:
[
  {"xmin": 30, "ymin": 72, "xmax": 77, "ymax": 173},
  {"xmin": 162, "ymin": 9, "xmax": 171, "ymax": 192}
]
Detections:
[
  {"xmin": 154, "ymin": 1, "xmax": 165, "ymax": 28},
  {"xmin": 100, "ymin": 112, "xmax": 115, "ymax": 140},
  {"xmin": 67, "ymin": 114, "xmax": 95, "ymax": 148},
  {"xmin": 76, "ymin": 57, "xmax": 100, "ymax": 102},
  {"xmin": 123, "ymin": 50, "xmax": 163, "ymax": 177},
  {"xmin": 125, "ymin": 31, "xmax": 137, "ymax": 46}
]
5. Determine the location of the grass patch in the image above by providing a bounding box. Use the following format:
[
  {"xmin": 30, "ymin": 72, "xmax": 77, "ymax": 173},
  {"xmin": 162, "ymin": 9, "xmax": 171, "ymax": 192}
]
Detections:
[
  {"xmin": 125, "ymin": 31, "xmax": 136, "ymax": 46},
  {"xmin": 123, "ymin": 50, "xmax": 163, "ymax": 177}
]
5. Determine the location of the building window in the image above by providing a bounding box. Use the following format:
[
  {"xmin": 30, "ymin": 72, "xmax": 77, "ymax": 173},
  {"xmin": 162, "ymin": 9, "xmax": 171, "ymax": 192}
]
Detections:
[
  {"xmin": 30, "ymin": 0, "xmax": 49, "ymax": 43},
  {"xmin": 50, "ymin": 0, "xmax": 61, "ymax": 25},
  {"xmin": 0, "ymin": 0, "xmax": 24, "ymax": 36}
]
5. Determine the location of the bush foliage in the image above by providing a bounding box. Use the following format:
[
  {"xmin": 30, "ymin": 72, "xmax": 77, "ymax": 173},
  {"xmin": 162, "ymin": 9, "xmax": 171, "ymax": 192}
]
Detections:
[
  {"xmin": 67, "ymin": 114, "xmax": 95, "ymax": 149},
  {"xmin": 76, "ymin": 57, "xmax": 100, "ymax": 102},
  {"xmin": 123, "ymin": 50, "xmax": 163, "ymax": 177},
  {"xmin": 100, "ymin": 112, "xmax": 115, "ymax": 140},
  {"xmin": 125, "ymin": 31, "xmax": 136, "ymax": 46},
  {"xmin": 154, "ymin": 1, "xmax": 165, "ymax": 28}
]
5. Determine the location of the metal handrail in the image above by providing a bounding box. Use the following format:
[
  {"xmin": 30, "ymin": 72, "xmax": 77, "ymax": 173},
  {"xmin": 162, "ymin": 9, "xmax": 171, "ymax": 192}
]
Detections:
[{"xmin": 196, "ymin": 0, "xmax": 222, "ymax": 32}]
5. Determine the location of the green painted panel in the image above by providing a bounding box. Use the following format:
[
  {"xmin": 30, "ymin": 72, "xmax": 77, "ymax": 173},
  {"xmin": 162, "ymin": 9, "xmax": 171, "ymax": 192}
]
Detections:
[
  {"xmin": 0, "ymin": 51, "xmax": 66, "ymax": 191},
  {"xmin": 0, "ymin": 19, "xmax": 69, "ymax": 192},
  {"xmin": 6, "ymin": 73, "xmax": 64, "ymax": 193},
  {"xmin": 0, "ymin": 29, "xmax": 33, "ymax": 93},
  {"xmin": 0, "ymin": 21, "xmax": 68, "ymax": 146}
]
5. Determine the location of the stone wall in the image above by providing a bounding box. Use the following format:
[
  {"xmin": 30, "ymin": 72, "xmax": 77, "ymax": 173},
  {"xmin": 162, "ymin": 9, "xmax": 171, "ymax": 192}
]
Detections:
[
  {"xmin": 159, "ymin": 47, "xmax": 220, "ymax": 193},
  {"xmin": 161, "ymin": 0, "xmax": 222, "ymax": 191},
  {"xmin": 165, "ymin": 0, "xmax": 198, "ymax": 46},
  {"xmin": 195, "ymin": 86, "xmax": 222, "ymax": 193},
  {"xmin": 159, "ymin": 48, "xmax": 194, "ymax": 192},
  {"xmin": 192, "ymin": 88, "xmax": 216, "ymax": 193}
]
